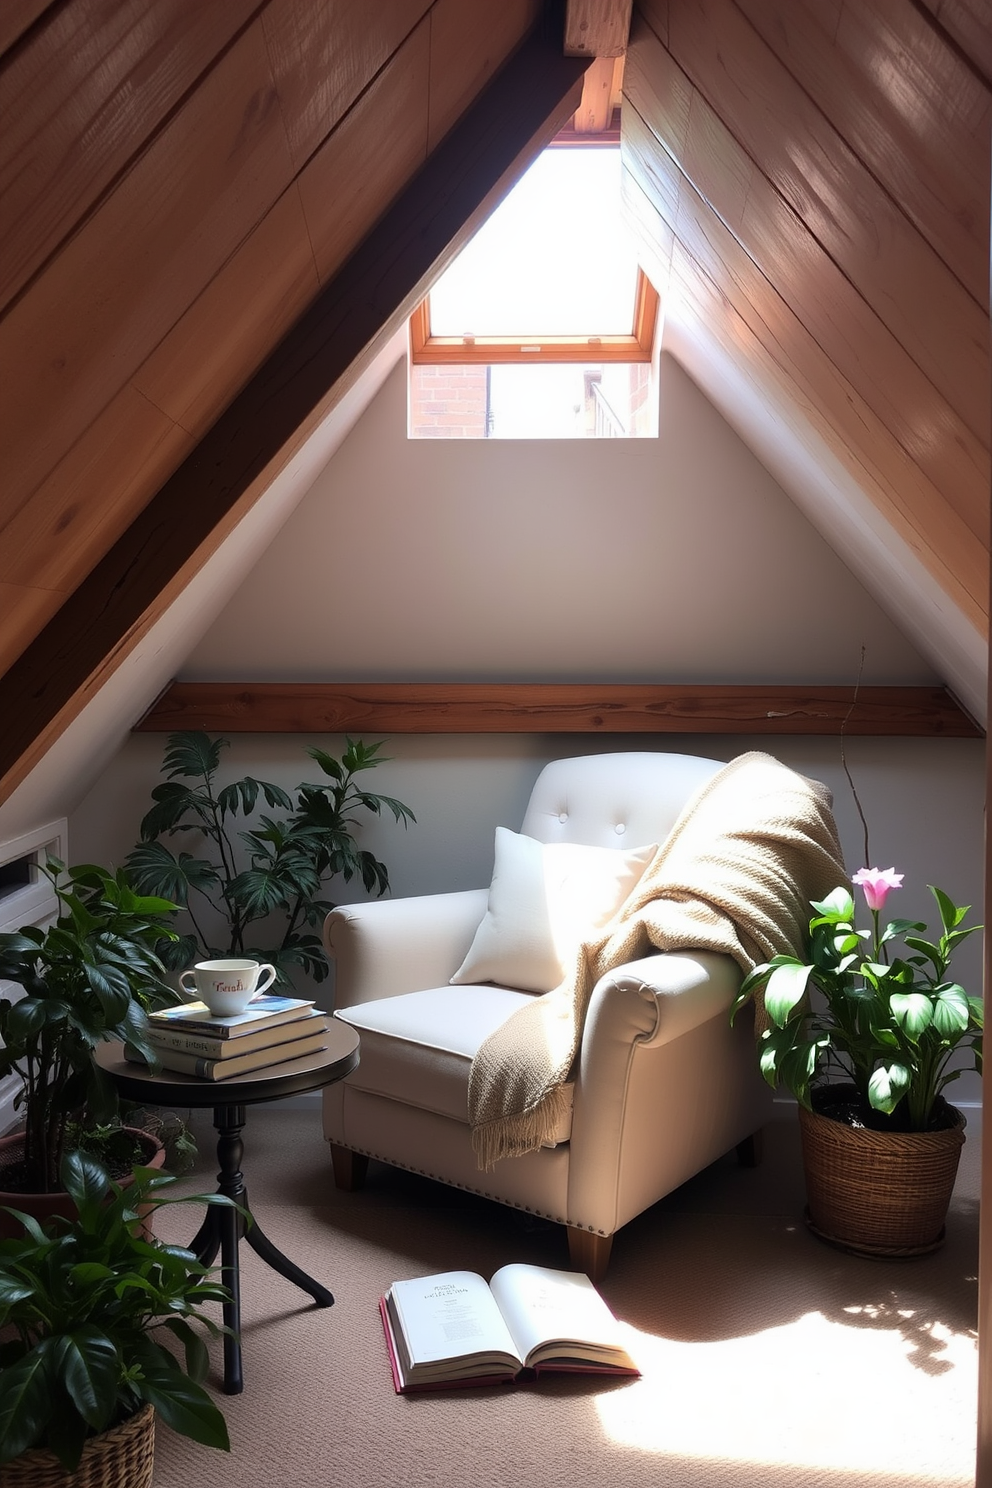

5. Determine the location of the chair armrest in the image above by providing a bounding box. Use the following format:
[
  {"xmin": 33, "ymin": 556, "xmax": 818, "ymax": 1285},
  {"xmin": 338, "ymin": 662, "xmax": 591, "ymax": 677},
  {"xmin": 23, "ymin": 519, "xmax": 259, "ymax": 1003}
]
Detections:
[
  {"xmin": 573, "ymin": 949, "xmax": 742, "ymax": 1129},
  {"xmin": 585, "ymin": 950, "xmax": 743, "ymax": 1055},
  {"xmin": 323, "ymin": 889, "xmax": 488, "ymax": 1007},
  {"xmin": 567, "ymin": 950, "xmax": 750, "ymax": 1233}
]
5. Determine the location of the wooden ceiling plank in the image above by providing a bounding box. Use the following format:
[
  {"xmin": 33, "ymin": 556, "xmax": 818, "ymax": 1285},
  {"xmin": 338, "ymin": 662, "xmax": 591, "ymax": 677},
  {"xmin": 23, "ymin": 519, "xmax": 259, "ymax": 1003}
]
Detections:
[
  {"xmin": 131, "ymin": 186, "xmax": 320, "ymax": 438},
  {"xmin": 917, "ymin": 0, "xmax": 992, "ymax": 87},
  {"xmin": 427, "ymin": 0, "xmax": 544, "ymax": 153},
  {"xmin": 661, "ymin": 0, "xmax": 990, "ymax": 445},
  {"xmin": 0, "ymin": 1, "xmax": 55, "ymax": 60},
  {"xmin": 260, "ymin": 0, "xmax": 431, "ymax": 171},
  {"xmin": 134, "ymin": 681, "xmax": 982, "ymax": 738},
  {"xmin": 0, "ymin": 19, "xmax": 296, "ymax": 534},
  {"xmin": 0, "ymin": 385, "xmax": 191, "ymax": 593},
  {"xmin": 0, "ymin": 0, "xmax": 262, "ymax": 315},
  {"xmin": 564, "ymin": 0, "xmax": 633, "ymax": 57},
  {"xmin": 2, "ymin": 25, "xmax": 433, "ymax": 645},
  {"xmin": 296, "ymin": 21, "xmax": 430, "ymax": 286},
  {"xmin": 737, "ymin": 0, "xmax": 991, "ymax": 312},
  {"xmin": 619, "ymin": 168, "xmax": 675, "ymax": 295},
  {"xmin": 0, "ymin": 22, "xmax": 587, "ymax": 803},
  {"xmin": 622, "ymin": 120, "xmax": 987, "ymax": 623},
  {"xmin": 624, "ymin": 29, "xmax": 989, "ymax": 541}
]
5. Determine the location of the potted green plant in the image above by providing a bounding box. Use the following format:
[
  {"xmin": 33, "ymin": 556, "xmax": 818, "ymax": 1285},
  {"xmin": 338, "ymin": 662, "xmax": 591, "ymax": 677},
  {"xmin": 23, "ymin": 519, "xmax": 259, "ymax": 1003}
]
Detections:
[
  {"xmin": 0, "ymin": 859, "xmax": 181, "ymax": 1206},
  {"xmin": 733, "ymin": 867, "xmax": 983, "ymax": 1254},
  {"xmin": 125, "ymin": 732, "xmax": 415, "ymax": 987},
  {"xmin": 0, "ymin": 1151, "xmax": 234, "ymax": 1483}
]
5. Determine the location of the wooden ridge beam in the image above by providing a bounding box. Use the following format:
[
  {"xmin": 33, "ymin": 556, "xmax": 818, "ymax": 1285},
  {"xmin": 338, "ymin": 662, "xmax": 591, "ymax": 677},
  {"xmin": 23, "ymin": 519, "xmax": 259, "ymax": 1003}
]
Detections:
[
  {"xmin": 133, "ymin": 682, "xmax": 983, "ymax": 738},
  {"xmin": 0, "ymin": 17, "xmax": 587, "ymax": 806}
]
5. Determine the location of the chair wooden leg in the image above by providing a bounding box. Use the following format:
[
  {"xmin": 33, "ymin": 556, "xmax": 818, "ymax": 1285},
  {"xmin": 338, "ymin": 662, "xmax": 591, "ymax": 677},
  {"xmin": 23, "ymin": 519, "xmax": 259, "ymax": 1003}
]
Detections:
[
  {"xmin": 566, "ymin": 1228, "xmax": 613, "ymax": 1283},
  {"xmin": 329, "ymin": 1144, "xmax": 369, "ymax": 1191},
  {"xmin": 736, "ymin": 1127, "xmax": 765, "ymax": 1168}
]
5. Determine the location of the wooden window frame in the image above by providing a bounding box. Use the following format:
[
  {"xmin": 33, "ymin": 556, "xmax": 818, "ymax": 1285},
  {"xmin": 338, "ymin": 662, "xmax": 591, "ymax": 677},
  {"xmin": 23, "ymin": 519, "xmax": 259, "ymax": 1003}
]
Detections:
[{"xmin": 410, "ymin": 267, "xmax": 659, "ymax": 365}]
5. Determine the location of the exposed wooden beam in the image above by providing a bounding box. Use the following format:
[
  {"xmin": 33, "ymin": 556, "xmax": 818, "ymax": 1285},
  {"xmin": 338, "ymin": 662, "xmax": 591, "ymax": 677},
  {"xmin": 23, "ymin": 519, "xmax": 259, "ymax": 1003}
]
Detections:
[
  {"xmin": 133, "ymin": 682, "xmax": 982, "ymax": 737},
  {"xmin": 572, "ymin": 55, "xmax": 619, "ymax": 131},
  {"xmin": 564, "ymin": 0, "xmax": 632, "ymax": 57},
  {"xmin": 0, "ymin": 18, "xmax": 587, "ymax": 805}
]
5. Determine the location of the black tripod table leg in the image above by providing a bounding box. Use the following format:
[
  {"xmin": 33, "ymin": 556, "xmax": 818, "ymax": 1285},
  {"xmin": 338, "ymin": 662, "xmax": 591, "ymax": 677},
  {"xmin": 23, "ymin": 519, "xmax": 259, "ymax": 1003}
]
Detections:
[{"xmin": 241, "ymin": 1204, "xmax": 335, "ymax": 1307}]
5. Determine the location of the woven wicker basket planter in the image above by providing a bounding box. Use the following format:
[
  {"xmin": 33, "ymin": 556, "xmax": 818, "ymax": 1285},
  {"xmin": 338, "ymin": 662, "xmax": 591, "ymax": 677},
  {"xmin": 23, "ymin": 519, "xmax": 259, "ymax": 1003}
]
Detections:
[
  {"xmin": 2, "ymin": 1403, "xmax": 155, "ymax": 1488},
  {"xmin": 798, "ymin": 1086, "xmax": 966, "ymax": 1257}
]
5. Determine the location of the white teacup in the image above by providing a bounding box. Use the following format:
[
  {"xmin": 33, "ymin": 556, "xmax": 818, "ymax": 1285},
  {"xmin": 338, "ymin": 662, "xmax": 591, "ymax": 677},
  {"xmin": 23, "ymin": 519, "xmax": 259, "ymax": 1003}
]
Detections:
[{"xmin": 178, "ymin": 959, "xmax": 277, "ymax": 1018}]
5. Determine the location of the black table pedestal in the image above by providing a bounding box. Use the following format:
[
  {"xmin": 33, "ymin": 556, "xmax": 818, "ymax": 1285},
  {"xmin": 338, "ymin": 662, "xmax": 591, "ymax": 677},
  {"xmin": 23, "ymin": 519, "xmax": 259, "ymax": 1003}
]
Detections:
[
  {"xmin": 188, "ymin": 1102, "xmax": 335, "ymax": 1395},
  {"xmin": 94, "ymin": 1031, "xmax": 360, "ymax": 1397}
]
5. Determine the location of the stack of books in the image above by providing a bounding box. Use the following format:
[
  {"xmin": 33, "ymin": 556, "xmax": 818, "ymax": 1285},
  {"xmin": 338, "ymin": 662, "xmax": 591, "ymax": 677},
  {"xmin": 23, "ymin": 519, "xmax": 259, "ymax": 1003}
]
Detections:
[{"xmin": 146, "ymin": 994, "xmax": 329, "ymax": 1080}]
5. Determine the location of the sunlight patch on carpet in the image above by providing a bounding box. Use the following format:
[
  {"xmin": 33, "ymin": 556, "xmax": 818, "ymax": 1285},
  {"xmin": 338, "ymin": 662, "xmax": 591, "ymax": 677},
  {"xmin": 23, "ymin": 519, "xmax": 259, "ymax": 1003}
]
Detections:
[{"xmin": 598, "ymin": 1309, "xmax": 976, "ymax": 1480}]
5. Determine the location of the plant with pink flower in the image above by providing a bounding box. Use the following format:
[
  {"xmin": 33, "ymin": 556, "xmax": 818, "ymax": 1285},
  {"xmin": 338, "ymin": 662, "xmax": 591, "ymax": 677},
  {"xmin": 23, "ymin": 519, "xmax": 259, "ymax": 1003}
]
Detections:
[
  {"xmin": 851, "ymin": 866, "xmax": 903, "ymax": 913},
  {"xmin": 732, "ymin": 871, "xmax": 983, "ymax": 1132}
]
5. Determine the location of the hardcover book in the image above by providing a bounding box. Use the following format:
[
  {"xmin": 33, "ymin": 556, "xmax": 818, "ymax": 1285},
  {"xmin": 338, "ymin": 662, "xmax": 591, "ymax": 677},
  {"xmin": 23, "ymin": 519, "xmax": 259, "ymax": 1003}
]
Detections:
[
  {"xmin": 149, "ymin": 994, "xmax": 316, "ymax": 1039},
  {"xmin": 149, "ymin": 1010, "xmax": 327, "ymax": 1059},
  {"xmin": 146, "ymin": 1027, "xmax": 329, "ymax": 1081},
  {"xmin": 380, "ymin": 1264, "xmax": 639, "ymax": 1392}
]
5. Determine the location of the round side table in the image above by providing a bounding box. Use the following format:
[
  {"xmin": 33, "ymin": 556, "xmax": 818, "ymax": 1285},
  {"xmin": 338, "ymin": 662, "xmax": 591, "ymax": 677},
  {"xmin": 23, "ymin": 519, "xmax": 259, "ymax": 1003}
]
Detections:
[{"xmin": 95, "ymin": 1026, "xmax": 360, "ymax": 1394}]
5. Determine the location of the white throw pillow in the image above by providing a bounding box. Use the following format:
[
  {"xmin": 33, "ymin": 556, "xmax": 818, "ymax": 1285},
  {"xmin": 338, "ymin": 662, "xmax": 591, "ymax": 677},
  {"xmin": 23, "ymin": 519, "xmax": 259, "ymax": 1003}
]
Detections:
[{"xmin": 450, "ymin": 827, "xmax": 657, "ymax": 994}]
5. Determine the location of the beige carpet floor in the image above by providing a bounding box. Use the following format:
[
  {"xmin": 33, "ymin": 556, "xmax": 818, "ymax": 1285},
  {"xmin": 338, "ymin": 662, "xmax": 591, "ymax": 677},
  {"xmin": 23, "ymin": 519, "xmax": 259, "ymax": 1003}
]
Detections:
[{"xmin": 148, "ymin": 1103, "xmax": 980, "ymax": 1488}]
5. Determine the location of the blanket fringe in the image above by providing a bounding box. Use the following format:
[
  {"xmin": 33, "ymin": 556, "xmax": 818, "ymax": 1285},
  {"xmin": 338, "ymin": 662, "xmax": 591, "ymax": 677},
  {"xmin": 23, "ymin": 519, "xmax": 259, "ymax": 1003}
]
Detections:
[{"xmin": 471, "ymin": 1086, "xmax": 573, "ymax": 1171}]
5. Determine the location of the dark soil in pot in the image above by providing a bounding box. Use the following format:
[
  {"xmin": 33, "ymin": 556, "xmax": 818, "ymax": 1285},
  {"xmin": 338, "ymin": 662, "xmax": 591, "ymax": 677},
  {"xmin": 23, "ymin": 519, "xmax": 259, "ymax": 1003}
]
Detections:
[{"xmin": 811, "ymin": 1084, "xmax": 960, "ymax": 1134}]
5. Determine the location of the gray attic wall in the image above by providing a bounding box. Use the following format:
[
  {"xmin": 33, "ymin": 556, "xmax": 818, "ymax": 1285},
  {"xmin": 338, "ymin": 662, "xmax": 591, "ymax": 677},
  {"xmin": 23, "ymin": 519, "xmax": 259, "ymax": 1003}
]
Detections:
[
  {"xmin": 183, "ymin": 353, "xmax": 936, "ymax": 686},
  {"xmin": 69, "ymin": 353, "xmax": 983, "ymax": 1101}
]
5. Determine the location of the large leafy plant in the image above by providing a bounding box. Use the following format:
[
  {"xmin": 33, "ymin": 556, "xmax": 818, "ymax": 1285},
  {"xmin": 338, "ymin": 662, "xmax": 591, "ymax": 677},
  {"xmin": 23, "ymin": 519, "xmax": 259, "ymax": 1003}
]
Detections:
[
  {"xmin": 125, "ymin": 732, "xmax": 415, "ymax": 985},
  {"xmin": 733, "ymin": 869, "xmax": 983, "ymax": 1132},
  {"xmin": 0, "ymin": 1152, "xmax": 233, "ymax": 1470},
  {"xmin": 0, "ymin": 861, "xmax": 180, "ymax": 1192}
]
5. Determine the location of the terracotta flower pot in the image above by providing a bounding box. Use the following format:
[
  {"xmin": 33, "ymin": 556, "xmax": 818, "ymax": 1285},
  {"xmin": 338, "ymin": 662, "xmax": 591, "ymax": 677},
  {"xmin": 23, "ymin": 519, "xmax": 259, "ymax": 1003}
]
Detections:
[
  {"xmin": 0, "ymin": 1128, "xmax": 166, "ymax": 1240},
  {"xmin": 1, "ymin": 1402, "xmax": 155, "ymax": 1488},
  {"xmin": 798, "ymin": 1085, "xmax": 966, "ymax": 1256}
]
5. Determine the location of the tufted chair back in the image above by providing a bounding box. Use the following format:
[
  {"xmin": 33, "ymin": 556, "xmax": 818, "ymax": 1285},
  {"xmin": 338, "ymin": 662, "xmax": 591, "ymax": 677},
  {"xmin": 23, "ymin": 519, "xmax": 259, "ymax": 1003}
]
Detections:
[{"xmin": 520, "ymin": 751, "xmax": 724, "ymax": 852}]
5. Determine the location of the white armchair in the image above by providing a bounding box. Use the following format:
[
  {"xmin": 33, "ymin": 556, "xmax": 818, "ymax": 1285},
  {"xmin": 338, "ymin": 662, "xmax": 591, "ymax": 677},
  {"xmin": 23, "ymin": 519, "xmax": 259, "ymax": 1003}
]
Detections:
[{"xmin": 322, "ymin": 752, "xmax": 773, "ymax": 1279}]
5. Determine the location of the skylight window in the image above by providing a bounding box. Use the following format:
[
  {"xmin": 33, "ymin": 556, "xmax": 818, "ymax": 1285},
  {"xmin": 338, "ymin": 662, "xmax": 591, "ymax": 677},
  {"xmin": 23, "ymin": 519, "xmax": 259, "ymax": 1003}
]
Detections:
[
  {"xmin": 430, "ymin": 149, "xmax": 638, "ymax": 340},
  {"xmin": 409, "ymin": 143, "xmax": 658, "ymax": 439}
]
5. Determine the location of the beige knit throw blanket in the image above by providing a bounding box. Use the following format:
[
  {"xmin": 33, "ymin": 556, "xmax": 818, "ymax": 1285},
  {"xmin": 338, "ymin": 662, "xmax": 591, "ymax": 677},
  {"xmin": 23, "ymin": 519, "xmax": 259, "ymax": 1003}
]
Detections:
[{"xmin": 467, "ymin": 751, "xmax": 846, "ymax": 1169}]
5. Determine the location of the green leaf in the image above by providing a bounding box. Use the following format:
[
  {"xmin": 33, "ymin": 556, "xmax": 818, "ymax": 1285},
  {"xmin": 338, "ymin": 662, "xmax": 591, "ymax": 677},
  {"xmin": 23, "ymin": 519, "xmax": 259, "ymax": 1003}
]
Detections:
[
  {"xmin": 61, "ymin": 1151, "xmax": 113, "ymax": 1220},
  {"xmin": 763, "ymin": 962, "xmax": 813, "ymax": 1027},
  {"xmin": 810, "ymin": 887, "xmax": 855, "ymax": 921},
  {"xmin": 139, "ymin": 782, "xmax": 210, "ymax": 841},
  {"xmin": 125, "ymin": 843, "xmax": 219, "ymax": 906},
  {"xmin": 134, "ymin": 1347, "xmax": 231, "ymax": 1451},
  {"xmin": 929, "ymin": 884, "xmax": 968, "ymax": 933},
  {"xmin": 306, "ymin": 747, "xmax": 344, "ymax": 782},
  {"xmin": 59, "ymin": 1329, "xmax": 120, "ymax": 1431},
  {"xmin": 903, "ymin": 936, "xmax": 941, "ymax": 962},
  {"xmin": 879, "ymin": 917, "xmax": 925, "ymax": 943},
  {"xmin": 0, "ymin": 1351, "xmax": 54, "ymax": 1463},
  {"xmin": 932, "ymin": 984, "xmax": 971, "ymax": 1037},
  {"xmin": 260, "ymin": 781, "xmax": 293, "ymax": 811},
  {"xmin": 888, "ymin": 991, "xmax": 933, "ymax": 1038},
  {"xmin": 162, "ymin": 732, "xmax": 227, "ymax": 781},
  {"xmin": 868, "ymin": 1062, "xmax": 911, "ymax": 1114}
]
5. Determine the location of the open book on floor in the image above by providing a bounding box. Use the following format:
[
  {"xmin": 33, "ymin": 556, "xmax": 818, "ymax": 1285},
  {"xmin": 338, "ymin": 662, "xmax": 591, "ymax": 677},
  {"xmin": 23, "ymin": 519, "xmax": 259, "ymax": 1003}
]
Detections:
[{"xmin": 380, "ymin": 1264, "xmax": 640, "ymax": 1393}]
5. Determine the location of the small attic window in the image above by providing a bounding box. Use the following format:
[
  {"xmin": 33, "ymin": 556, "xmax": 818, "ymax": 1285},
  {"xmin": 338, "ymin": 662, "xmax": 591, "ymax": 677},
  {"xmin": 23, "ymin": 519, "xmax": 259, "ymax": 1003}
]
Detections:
[{"xmin": 409, "ymin": 144, "xmax": 658, "ymax": 439}]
